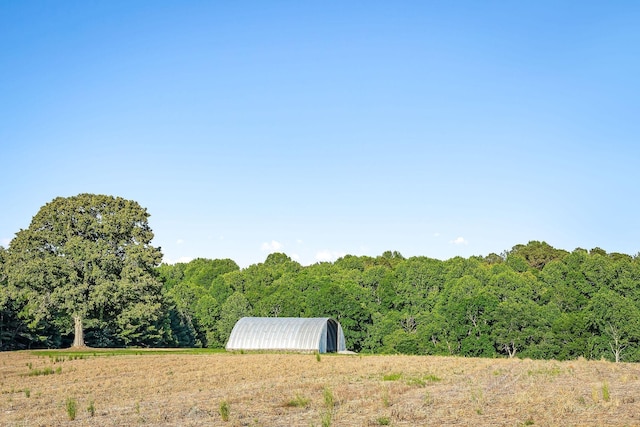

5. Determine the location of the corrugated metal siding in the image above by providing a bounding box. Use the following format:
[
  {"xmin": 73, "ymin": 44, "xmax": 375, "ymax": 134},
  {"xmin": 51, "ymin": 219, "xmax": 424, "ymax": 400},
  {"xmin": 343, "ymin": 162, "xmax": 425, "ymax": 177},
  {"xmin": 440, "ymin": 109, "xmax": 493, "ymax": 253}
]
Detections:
[{"xmin": 226, "ymin": 317, "xmax": 346, "ymax": 353}]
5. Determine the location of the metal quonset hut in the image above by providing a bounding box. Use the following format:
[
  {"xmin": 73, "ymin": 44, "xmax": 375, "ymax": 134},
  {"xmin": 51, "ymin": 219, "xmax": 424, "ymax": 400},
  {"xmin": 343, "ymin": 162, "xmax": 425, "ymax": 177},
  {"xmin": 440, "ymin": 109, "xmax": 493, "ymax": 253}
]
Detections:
[{"xmin": 225, "ymin": 317, "xmax": 347, "ymax": 353}]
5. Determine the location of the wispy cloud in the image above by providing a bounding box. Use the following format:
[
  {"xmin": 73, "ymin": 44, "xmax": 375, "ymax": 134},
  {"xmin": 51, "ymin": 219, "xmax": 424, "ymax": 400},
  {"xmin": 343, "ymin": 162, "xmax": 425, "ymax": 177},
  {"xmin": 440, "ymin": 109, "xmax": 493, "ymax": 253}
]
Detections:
[
  {"xmin": 261, "ymin": 240, "xmax": 283, "ymax": 252},
  {"xmin": 450, "ymin": 236, "xmax": 468, "ymax": 245},
  {"xmin": 315, "ymin": 250, "xmax": 346, "ymax": 262}
]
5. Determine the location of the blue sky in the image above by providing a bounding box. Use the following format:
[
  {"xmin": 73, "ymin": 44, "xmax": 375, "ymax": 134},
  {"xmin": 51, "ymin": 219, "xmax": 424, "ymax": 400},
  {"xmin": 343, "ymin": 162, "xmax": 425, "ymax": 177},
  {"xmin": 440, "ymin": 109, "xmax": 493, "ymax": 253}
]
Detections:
[{"xmin": 2, "ymin": 1, "xmax": 639, "ymax": 267}]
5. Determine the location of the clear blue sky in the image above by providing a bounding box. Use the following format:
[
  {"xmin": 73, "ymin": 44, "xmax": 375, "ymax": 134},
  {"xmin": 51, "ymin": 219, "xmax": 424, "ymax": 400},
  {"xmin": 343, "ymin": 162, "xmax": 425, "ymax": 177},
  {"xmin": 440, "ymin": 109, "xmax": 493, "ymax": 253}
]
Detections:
[{"xmin": 2, "ymin": 1, "xmax": 639, "ymax": 267}]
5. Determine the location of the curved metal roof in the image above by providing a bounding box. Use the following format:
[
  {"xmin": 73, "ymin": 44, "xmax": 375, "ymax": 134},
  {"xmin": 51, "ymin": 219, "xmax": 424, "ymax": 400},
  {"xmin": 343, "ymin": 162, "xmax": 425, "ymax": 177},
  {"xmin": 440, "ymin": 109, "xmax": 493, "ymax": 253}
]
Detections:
[{"xmin": 225, "ymin": 317, "xmax": 346, "ymax": 353}]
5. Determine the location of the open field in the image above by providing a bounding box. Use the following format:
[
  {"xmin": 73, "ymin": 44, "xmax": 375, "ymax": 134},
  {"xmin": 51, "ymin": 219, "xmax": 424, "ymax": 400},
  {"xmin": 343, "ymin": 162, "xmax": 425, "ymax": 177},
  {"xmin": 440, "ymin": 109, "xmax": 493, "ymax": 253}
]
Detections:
[{"xmin": 1, "ymin": 350, "xmax": 639, "ymax": 426}]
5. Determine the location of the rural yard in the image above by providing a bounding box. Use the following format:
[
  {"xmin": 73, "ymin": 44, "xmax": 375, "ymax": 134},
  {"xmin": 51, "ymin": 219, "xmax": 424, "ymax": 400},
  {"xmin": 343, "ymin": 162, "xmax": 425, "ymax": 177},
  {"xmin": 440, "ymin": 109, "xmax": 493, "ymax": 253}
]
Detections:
[{"xmin": 1, "ymin": 350, "xmax": 639, "ymax": 426}]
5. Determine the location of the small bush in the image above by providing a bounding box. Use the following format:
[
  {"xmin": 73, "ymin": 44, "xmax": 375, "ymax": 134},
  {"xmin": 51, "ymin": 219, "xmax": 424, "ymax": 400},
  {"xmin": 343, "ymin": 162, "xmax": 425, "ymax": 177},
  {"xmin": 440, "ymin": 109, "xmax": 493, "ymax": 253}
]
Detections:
[
  {"xmin": 24, "ymin": 389, "xmax": 31, "ymax": 398},
  {"xmin": 377, "ymin": 416, "xmax": 391, "ymax": 425},
  {"xmin": 87, "ymin": 400, "xmax": 95, "ymax": 417}
]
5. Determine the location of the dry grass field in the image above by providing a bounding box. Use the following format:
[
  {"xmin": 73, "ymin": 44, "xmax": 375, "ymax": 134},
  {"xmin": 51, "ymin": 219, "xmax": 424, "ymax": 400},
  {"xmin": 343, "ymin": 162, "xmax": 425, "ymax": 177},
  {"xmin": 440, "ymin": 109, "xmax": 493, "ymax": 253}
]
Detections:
[{"xmin": 1, "ymin": 349, "xmax": 639, "ymax": 426}]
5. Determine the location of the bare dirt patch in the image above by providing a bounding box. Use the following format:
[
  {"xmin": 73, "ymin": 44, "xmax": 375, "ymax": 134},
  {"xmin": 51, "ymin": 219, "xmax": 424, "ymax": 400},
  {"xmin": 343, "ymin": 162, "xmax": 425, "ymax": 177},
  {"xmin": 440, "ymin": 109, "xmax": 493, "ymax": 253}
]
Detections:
[{"xmin": 1, "ymin": 350, "xmax": 639, "ymax": 426}]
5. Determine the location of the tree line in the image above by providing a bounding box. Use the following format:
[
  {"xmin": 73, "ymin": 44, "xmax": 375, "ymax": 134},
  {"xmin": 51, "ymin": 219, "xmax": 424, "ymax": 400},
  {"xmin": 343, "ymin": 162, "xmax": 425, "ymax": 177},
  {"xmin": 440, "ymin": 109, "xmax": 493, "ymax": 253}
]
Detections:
[{"xmin": 2, "ymin": 194, "xmax": 640, "ymax": 362}]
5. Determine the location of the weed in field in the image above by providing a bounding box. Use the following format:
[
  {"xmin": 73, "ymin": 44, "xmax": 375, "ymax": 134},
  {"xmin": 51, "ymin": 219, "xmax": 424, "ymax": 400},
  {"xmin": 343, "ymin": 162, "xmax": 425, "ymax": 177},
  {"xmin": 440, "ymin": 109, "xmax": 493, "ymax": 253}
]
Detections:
[
  {"xmin": 383, "ymin": 373, "xmax": 402, "ymax": 381},
  {"xmin": 377, "ymin": 415, "xmax": 390, "ymax": 425},
  {"xmin": 471, "ymin": 387, "xmax": 483, "ymax": 403},
  {"xmin": 26, "ymin": 366, "xmax": 55, "ymax": 377},
  {"xmin": 423, "ymin": 374, "xmax": 441, "ymax": 383},
  {"xmin": 219, "ymin": 400, "xmax": 230, "ymax": 422},
  {"xmin": 321, "ymin": 410, "xmax": 332, "ymax": 427},
  {"xmin": 24, "ymin": 389, "xmax": 30, "ymax": 398},
  {"xmin": 522, "ymin": 419, "xmax": 534, "ymax": 426},
  {"xmin": 381, "ymin": 387, "xmax": 391, "ymax": 407},
  {"xmin": 602, "ymin": 382, "xmax": 610, "ymax": 402},
  {"xmin": 527, "ymin": 365, "xmax": 561, "ymax": 377},
  {"xmin": 424, "ymin": 390, "xmax": 433, "ymax": 406},
  {"xmin": 471, "ymin": 386, "xmax": 485, "ymax": 415},
  {"xmin": 87, "ymin": 400, "xmax": 95, "ymax": 417},
  {"xmin": 135, "ymin": 401, "xmax": 141, "ymax": 414},
  {"xmin": 285, "ymin": 394, "xmax": 310, "ymax": 408},
  {"xmin": 316, "ymin": 352, "xmax": 321, "ymax": 362},
  {"xmin": 323, "ymin": 387, "xmax": 335, "ymax": 409},
  {"xmin": 320, "ymin": 386, "xmax": 335, "ymax": 426},
  {"xmin": 406, "ymin": 374, "xmax": 441, "ymax": 387},
  {"xmin": 66, "ymin": 397, "xmax": 77, "ymax": 421}
]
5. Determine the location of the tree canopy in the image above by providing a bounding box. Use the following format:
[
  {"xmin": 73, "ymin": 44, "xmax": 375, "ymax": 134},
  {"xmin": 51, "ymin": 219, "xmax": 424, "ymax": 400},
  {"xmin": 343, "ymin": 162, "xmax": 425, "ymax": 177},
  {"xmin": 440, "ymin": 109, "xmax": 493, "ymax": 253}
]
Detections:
[
  {"xmin": 156, "ymin": 242, "xmax": 640, "ymax": 362},
  {"xmin": 4, "ymin": 194, "xmax": 164, "ymax": 348}
]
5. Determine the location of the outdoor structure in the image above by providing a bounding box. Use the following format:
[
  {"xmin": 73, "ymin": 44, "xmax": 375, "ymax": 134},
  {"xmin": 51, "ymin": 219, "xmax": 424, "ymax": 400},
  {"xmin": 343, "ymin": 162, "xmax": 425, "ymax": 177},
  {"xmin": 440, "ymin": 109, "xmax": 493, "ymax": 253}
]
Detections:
[{"xmin": 226, "ymin": 317, "xmax": 347, "ymax": 353}]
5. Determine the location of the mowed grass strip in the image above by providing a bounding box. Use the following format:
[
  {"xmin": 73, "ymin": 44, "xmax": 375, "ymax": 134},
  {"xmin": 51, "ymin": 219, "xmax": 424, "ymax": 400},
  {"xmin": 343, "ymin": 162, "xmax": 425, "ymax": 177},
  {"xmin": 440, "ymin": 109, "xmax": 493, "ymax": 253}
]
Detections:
[{"xmin": 1, "ymin": 351, "xmax": 639, "ymax": 426}]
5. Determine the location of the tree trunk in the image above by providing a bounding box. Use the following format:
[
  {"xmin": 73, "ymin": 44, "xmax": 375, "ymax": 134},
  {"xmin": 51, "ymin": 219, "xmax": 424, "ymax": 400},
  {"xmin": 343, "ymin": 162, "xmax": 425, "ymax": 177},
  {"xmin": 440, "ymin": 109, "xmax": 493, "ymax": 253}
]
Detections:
[{"xmin": 72, "ymin": 315, "xmax": 85, "ymax": 347}]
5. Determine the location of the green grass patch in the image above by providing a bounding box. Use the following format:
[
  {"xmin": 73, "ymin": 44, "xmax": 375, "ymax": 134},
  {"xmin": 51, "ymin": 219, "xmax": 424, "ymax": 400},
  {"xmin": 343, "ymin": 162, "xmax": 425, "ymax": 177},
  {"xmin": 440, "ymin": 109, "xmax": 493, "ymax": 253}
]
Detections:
[
  {"xmin": 527, "ymin": 365, "xmax": 562, "ymax": 377},
  {"xmin": 383, "ymin": 372, "xmax": 441, "ymax": 386},
  {"xmin": 382, "ymin": 372, "xmax": 402, "ymax": 381},
  {"xmin": 285, "ymin": 394, "xmax": 310, "ymax": 408},
  {"xmin": 377, "ymin": 416, "xmax": 391, "ymax": 425},
  {"xmin": 25, "ymin": 366, "xmax": 57, "ymax": 377}
]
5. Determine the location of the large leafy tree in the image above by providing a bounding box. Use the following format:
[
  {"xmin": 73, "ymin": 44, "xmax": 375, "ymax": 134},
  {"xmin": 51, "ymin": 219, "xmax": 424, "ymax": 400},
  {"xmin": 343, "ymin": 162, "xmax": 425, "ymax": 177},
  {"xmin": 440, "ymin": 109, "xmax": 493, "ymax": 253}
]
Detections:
[{"xmin": 5, "ymin": 194, "xmax": 164, "ymax": 348}]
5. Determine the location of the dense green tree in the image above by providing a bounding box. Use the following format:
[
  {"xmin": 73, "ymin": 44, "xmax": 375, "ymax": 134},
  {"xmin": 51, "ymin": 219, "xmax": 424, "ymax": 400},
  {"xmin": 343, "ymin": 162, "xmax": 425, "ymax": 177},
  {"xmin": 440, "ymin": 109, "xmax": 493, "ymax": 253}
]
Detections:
[
  {"xmin": 587, "ymin": 288, "xmax": 640, "ymax": 362},
  {"xmin": 5, "ymin": 194, "xmax": 164, "ymax": 348},
  {"xmin": 157, "ymin": 262, "xmax": 187, "ymax": 291},
  {"xmin": 0, "ymin": 247, "xmax": 25, "ymax": 350},
  {"xmin": 393, "ymin": 257, "xmax": 445, "ymax": 313},
  {"xmin": 216, "ymin": 292, "xmax": 251, "ymax": 346},
  {"xmin": 434, "ymin": 275, "xmax": 498, "ymax": 357},
  {"xmin": 509, "ymin": 241, "xmax": 568, "ymax": 270},
  {"xmin": 182, "ymin": 258, "xmax": 239, "ymax": 289}
]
